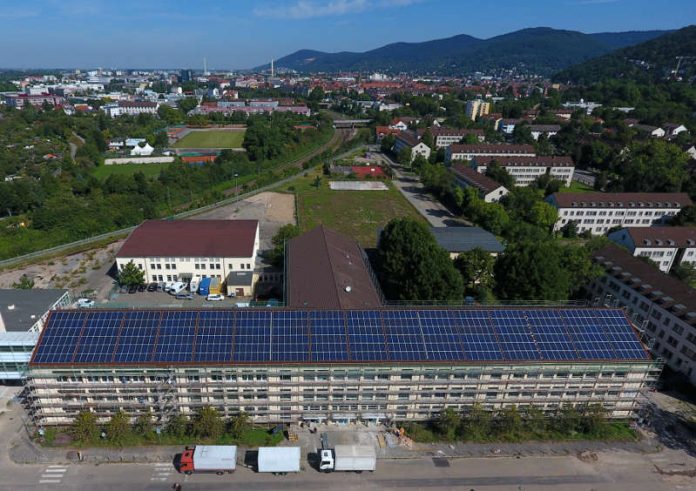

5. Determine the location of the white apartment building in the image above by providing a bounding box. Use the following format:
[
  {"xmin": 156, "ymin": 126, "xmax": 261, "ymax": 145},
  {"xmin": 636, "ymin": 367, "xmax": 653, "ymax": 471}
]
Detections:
[
  {"xmin": 392, "ymin": 132, "xmax": 431, "ymax": 163},
  {"xmin": 26, "ymin": 307, "xmax": 659, "ymax": 425},
  {"xmin": 608, "ymin": 227, "xmax": 696, "ymax": 273},
  {"xmin": 446, "ymin": 144, "xmax": 536, "ymax": 163},
  {"xmin": 547, "ymin": 192, "xmax": 693, "ymax": 235},
  {"xmin": 473, "ymin": 156, "xmax": 574, "ymax": 187},
  {"xmin": 420, "ymin": 127, "xmax": 485, "ymax": 148},
  {"xmin": 591, "ymin": 245, "xmax": 696, "ymax": 386},
  {"xmin": 465, "ymin": 99, "xmax": 491, "ymax": 121},
  {"xmin": 115, "ymin": 220, "xmax": 260, "ymax": 284},
  {"xmin": 101, "ymin": 101, "xmax": 159, "ymax": 117}
]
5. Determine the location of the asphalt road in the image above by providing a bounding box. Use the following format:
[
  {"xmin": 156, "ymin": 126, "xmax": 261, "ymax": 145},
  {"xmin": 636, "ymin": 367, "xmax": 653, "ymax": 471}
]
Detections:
[{"xmin": 0, "ymin": 453, "xmax": 682, "ymax": 491}]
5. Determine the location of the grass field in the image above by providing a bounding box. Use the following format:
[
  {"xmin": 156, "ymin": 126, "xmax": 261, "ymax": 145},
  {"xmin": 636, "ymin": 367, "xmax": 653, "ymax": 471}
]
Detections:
[
  {"xmin": 559, "ymin": 181, "xmax": 594, "ymax": 193},
  {"xmin": 172, "ymin": 130, "xmax": 245, "ymax": 149},
  {"xmin": 92, "ymin": 163, "xmax": 171, "ymax": 180},
  {"xmin": 285, "ymin": 170, "xmax": 427, "ymax": 247}
]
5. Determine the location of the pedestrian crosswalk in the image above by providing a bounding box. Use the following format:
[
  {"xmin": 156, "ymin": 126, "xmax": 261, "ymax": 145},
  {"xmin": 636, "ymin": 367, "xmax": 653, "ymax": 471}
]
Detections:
[
  {"xmin": 150, "ymin": 462, "xmax": 173, "ymax": 482},
  {"xmin": 39, "ymin": 465, "xmax": 67, "ymax": 484}
]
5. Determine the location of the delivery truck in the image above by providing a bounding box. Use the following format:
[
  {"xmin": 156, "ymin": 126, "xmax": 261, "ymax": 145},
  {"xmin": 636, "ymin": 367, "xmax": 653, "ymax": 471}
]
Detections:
[
  {"xmin": 319, "ymin": 445, "xmax": 376, "ymax": 473},
  {"xmin": 179, "ymin": 445, "xmax": 237, "ymax": 475},
  {"xmin": 257, "ymin": 446, "xmax": 301, "ymax": 475},
  {"xmin": 198, "ymin": 277, "xmax": 211, "ymax": 296}
]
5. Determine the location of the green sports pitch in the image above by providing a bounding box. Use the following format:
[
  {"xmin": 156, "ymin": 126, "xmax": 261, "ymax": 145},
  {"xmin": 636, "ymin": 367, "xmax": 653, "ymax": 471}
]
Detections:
[{"xmin": 172, "ymin": 130, "xmax": 245, "ymax": 149}]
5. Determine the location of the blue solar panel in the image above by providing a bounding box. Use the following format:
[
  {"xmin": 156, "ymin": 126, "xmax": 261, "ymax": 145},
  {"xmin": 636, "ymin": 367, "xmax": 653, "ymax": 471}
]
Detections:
[
  {"xmin": 418, "ymin": 310, "xmax": 464, "ymax": 361},
  {"xmin": 73, "ymin": 311, "xmax": 122, "ymax": 363},
  {"xmin": 114, "ymin": 311, "xmax": 161, "ymax": 363},
  {"xmin": 194, "ymin": 311, "xmax": 234, "ymax": 362},
  {"xmin": 235, "ymin": 311, "xmax": 271, "ymax": 362},
  {"xmin": 383, "ymin": 310, "xmax": 427, "ymax": 361},
  {"xmin": 33, "ymin": 311, "xmax": 86, "ymax": 363},
  {"xmin": 154, "ymin": 311, "xmax": 197, "ymax": 362},
  {"xmin": 309, "ymin": 311, "xmax": 348, "ymax": 362},
  {"xmin": 272, "ymin": 311, "xmax": 309, "ymax": 362},
  {"xmin": 346, "ymin": 310, "xmax": 388, "ymax": 361},
  {"xmin": 31, "ymin": 308, "xmax": 650, "ymax": 366}
]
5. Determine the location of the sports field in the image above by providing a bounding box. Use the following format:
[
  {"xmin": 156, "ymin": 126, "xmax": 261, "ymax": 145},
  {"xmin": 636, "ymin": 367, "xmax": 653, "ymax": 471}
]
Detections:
[
  {"xmin": 172, "ymin": 130, "xmax": 245, "ymax": 149},
  {"xmin": 92, "ymin": 163, "xmax": 171, "ymax": 180}
]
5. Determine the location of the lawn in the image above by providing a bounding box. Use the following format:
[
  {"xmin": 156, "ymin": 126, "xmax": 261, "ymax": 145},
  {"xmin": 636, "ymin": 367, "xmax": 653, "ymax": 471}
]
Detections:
[
  {"xmin": 559, "ymin": 180, "xmax": 594, "ymax": 193},
  {"xmin": 173, "ymin": 130, "xmax": 246, "ymax": 149},
  {"xmin": 285, "ymin": 170, "xmax": 427, "ymax": 247},
  {"xmin": 92, "ymin": 163, "xmax": 171, "ymax": 180}
]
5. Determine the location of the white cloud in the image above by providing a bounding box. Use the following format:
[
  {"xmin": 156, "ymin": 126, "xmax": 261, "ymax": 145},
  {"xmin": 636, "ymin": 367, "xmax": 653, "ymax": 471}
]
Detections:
[{"xmin": 254, "ymin": 0, "xmax": 423, "ymax": 19}]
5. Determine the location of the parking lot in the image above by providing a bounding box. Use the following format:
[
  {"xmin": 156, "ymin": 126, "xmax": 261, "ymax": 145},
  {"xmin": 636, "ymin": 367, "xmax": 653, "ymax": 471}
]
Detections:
[{"xmin": 106, "ymin": 286, "xmax": 254, "ymax": 309}]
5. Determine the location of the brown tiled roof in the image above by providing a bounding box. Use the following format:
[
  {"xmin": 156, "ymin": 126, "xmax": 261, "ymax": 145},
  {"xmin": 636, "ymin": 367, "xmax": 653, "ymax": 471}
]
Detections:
[
  {"xmin": 621, "ymin": 227, "xmax": 696, "ymax": 248},
  {"xmin": 473, "ymin": 156, "xmax": 574, "ymax": 167},
  {"xmin": 286, "ymin": 226, "xmax": 383, "ymax": 309},
  {"xmin": 449, "ymin": 144, "xmax": 536, "ymax": 155},
  {"xmin": 116, "ymin": 220, "xmax": 258, "ymax": 258},
  {"xmin": 452, "ymin": 165, "xmax": 505, "ymax": 194},
  {"xmin": 550, "ymin": 192, "xmax": 692, "ymax": 209},
  {"xmin": 118, "ymin": 101, "xmax": 158, "ymax": 108},
  {"xmin": 395, "ymin": 131, "xmax": 420, "ymax": 147},
  {"xmin": 593, "ymin": 245, "xmax": 696, "ymax": 321},
  {"xmin": 420, "ymin": 127, "xmax": 484, "ymax": 138}
]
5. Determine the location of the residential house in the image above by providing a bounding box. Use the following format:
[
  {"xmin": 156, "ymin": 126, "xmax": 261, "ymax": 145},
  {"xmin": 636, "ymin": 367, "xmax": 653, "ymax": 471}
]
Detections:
[
  {"xmin": 452, "ymin": 164, "xmax": 509, "ymax": 203},
  {"xmin": 634, "ymin": 124, "xmax": 666, "ymax": 138},
  {"xmin": 529, "ymin": 124, "xmax": 561, "ymax": 141},
  {"xmin": 393, "ymin": 132, "xmax": 431, "ymax": 162},
  {"xmin": 472, "ymin": 156, "xmax": 574, "ymax": 187},
  {"xmin": 547, "ymin": 192, "xmax": 693, "ymax": 235},
  {"xmin": 608, "ymin": 227, "xmax": 696, "ymax": 273},
  {"xmin": 662, "ymin": 123, "xmax": 689, "ymax": 139},
  {"xmin": 420, "ymin": 127, "xmax": 485, "ymax": 148},
  {"xmin": 446, "ymin": 144, "xmax": 536, "ymax": 163},
  {"xmin": 499, "ymin": 119, "xmax": 519, "ymax": 135},
  {"xmin": 389, "ymin": 117, "xmax": 419, "ymax": 131},
  {"xmin": 590, "ymin": 244, "xmax": 696, "ymax": 386},
  {"xmin": 375, "ymin": 126, "xmax": 401, "ymax": 141}
]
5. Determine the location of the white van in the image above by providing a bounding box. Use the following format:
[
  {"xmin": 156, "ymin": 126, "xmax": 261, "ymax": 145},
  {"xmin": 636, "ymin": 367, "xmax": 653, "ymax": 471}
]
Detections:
[
  {"xmin": 169, "ymin": 281, "xmax": 186, "ymax": 295},
  {"xmin": 189, "ymin": 278, "xmax": 199, "ymax": 294}
]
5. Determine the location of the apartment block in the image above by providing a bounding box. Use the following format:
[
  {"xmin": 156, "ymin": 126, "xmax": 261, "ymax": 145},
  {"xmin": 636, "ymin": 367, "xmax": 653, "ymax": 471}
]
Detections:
[
  {"xmin": 473, "ymin": 156, "xmax": 574, "ymax": 187},
  {"xmin": 608, "ymin": 227, "xmax": 696, "ymax": 273}
]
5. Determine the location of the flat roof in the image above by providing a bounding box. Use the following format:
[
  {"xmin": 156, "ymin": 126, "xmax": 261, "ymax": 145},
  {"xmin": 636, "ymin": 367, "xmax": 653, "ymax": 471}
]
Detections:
[
  {"xmin": 0, "ymin": 289, "xmax": 68, "ymax": 332},
  {"xmin": 29, "ymin": 307, "xmax": 651, "ymax": 368},
  {"xmin": 430, "ymin": 227, "xmax": 505, "ymax": 254},
  {"xmin": 116, "ymin": 220, "xmax": 258, "ymax": 259}
]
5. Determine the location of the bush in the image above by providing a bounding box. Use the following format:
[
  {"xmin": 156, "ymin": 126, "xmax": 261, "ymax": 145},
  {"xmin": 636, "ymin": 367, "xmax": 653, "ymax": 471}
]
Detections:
[
  {"xmin": 106, "ymin": 410, "xmax": 132, "ymax": 446},
  {"xmin": 71, "ymin": 410, "xmax": 99, "ymax": 443}
]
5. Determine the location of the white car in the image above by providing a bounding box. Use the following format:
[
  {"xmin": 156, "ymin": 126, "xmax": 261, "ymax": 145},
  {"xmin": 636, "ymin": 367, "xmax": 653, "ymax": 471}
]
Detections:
[
  {"xmin": 206, "ymin": 294, "xmax": 225, "ymax": 302},
  {"xmin": 76, "ymin": 298, "xmax": 95, "ymax": 308}
]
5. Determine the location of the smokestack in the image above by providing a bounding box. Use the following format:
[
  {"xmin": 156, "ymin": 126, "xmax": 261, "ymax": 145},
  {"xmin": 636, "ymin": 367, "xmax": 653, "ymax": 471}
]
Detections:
[
  {"xmin": 271, "ymin": 59, "xmax": 274, "ymax": 78},
  {"xmin": 203, "ymin": 57, "xmax": 208, "ymax": 76}
]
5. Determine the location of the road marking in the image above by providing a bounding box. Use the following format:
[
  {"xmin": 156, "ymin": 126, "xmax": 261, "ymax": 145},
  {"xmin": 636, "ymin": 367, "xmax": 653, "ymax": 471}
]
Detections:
[
  {"xmin": 43, "ymin": 469, "xmax": 66, "ymax": 473},
  {"xmin": 39, "ymin": 480, "xmax": 62, "ymax": 484},
  {"xmin": 47, "ymin": 465, "xmax": 66, "ymax": 469},
  {"xmin": 150, "ymin": 477, "xmax": 168, "ymax": 481}
]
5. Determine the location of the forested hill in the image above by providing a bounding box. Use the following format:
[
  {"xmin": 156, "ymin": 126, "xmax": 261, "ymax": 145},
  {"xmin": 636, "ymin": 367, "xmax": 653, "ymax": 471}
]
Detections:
[
  {"xmin": 554, "ymin": 25, "xmax": 696, "ymax": 84},
  {"xmin": 261, "ymin": 27, "xmax": 670, "ymax": 75}
]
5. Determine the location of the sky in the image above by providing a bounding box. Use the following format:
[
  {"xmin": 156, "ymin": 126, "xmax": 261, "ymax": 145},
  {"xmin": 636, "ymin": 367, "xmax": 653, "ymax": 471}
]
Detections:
[{"xmin": 1, "ymin": 0, "xmax": 694, "ymax": 69}]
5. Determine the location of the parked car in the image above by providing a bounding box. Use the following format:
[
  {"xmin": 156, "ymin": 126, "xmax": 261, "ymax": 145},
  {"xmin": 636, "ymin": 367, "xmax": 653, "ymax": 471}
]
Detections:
[
  {"xmin": 156, "ymin": 282, "xmax": 165, "ymax": 292},
  {"xmin": 206, "ymin": 294, "xmax": 225, "ymax": 302},
  {"xmin": 119, "ymin": 285, "xmax": 129, "ymax": 294},
  {"xmin": 75, "ymin": 298, "xmax": 95, "ymax": 308},
  {"xmin": 128, "ymin": 285, "xmax": 138, "ymax": 294},
  {"xmin": 137, "ymin": 284, "xmax": 146, "ymax": 292},
  {"xmin": 175, "ymin": 293, "xmax": 194, "ymax": 300},
  {"xmin": 147, "ymin": 282, "xmax": 158, "ymax": 292}
]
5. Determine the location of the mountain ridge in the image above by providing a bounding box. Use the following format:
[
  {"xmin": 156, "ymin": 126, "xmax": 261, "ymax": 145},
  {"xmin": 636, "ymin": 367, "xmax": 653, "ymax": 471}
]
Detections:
[{"xmin": 257, "ymin": 27, "xmax": 673, "ymax": 75}]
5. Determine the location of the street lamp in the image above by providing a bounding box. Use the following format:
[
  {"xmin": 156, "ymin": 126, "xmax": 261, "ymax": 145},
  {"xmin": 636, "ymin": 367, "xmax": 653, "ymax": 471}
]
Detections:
[{"xmin": 234, "ymin": 173, "xmax": 239, "ymax": 199}]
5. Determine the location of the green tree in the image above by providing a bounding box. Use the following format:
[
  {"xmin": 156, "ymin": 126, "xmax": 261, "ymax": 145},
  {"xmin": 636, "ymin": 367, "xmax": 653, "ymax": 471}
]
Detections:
[
  {"xmin": 117, "ymin": 260, "xmax": 145, "ymax": 288},
  {"xmin": 672, "ymin": 262, "xmax": 696, "ymax": 287},
  {"xmin": 454, "ymin": 248, "xmax": 495, "ymax": 291},
  {"xmin": 134, "ymin": 413, "xmax": 154, "ymax": 436},
  {"xmin": 671, "ymin": 205, "xmax": 696, "ymax": 226},
  {"xmin": 191, "ymin": 406, "xmax": 224, "ymax": 440},
  {"xmin": 106, "ymin": 410, "xmax": 132, "ymax": 446},
  {"xmin": 436, "ymin": 407, "xmax": 462, "ymax": 441},
  {"xmin": 380, "ymin": 134, "xmax": 396, "ymax": 154},
  {"xmin": 178, "ymin": 97, "xmax": 199, "ymax": 114},
  {"xmin": 460, "ymin": 403, "xmax": 491, "ymax": 441},
  {"xmin": 12, "ymin": 274, "xmax": 34, "ymax": 289},
  {"xmin": 560, "ymin": 220, "xmax": 578, "ymax": 238},
  {"xmin": 512, "ymin": 123, "xmax": 534, "ymax": 144},
  {"xmin": 397, "ymin": 147, "xmax": 412, "ymax": 167},
  {"xmin": 420, "ymin": 129, "xmax": 434, "ymax": 149},
  {"xmin": 495, "ymin": 405, "xmax": 523, "ymax": 438},
  {"xmin": 268, "ymin": 224, "xmax": 300, "ymax": 268},
  {"xmin": 71, "ymin": 410, "xmax": 99, "ymax": 443},
  {"xmin": 554, "ymin": 404, "xmax": 581, "ymax": 435},
  {"xmin": 377, "ymin": 218, "xmax": 464, "ymax": 302},
  {"xmin": 619, "ymin": 140, "xmax": 688, "ymax": 192},
  {"xmin": 485, "ymin": 161, "xmax": 514, "ymax": 188},
  {"xmin": 522, "ymin": 406, "xmax": 547, "ymax": 436},
  {"xmin": 166, "ymin": 413, "xmax": 189, "ymax": 439},
  {"xmin": 579, "ymin": 404, "xmax": 608, "ymax": 437},
  {"xmin": 229, "ymin": 411, "xmax": 251, "ymax": 439},
  {"xmin": 529, "ymin": 201, "xmax": 558, "ymax": 230}
]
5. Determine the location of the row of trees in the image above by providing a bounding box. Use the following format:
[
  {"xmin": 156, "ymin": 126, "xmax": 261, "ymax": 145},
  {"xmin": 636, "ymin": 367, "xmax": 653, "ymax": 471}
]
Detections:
[
  {"xmin": 414, "ymin": 403, "xmax": 616, "ymax": 443},
  {"xmin": 70, "ymin": 407, "xmax": 250, "ymax": 446}
]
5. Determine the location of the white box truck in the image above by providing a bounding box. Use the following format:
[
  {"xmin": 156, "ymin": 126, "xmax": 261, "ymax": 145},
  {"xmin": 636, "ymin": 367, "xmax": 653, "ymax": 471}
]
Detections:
[
  {"xmin": 179, "ymin": 445, "xmax": 237, "ymax": 475},
  {"xmin": 257, "ymin": 447, "xmax": 301, "ymax": 475},
  {"xmin": 319, "ymin": 445, "xmax": 376, "ymax": 473}
]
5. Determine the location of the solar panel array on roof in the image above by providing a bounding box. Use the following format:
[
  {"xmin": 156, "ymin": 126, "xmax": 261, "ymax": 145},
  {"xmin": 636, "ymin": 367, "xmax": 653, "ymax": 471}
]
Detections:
[{"xmin": 30, "ymin": 308, "xmax": 650, "ymax": 366}]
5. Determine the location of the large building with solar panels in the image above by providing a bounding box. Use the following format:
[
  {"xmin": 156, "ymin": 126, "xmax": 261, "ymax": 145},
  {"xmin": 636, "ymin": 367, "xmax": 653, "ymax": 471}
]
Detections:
[{"xmin": 25, "ymin": 307, "xmax": 660, "ymax": 426}]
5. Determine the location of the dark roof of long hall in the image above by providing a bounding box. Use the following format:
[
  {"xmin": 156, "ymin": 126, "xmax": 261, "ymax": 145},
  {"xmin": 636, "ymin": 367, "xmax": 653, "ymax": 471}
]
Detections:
[
  {"xmin": 29, "ymin": 307, "xmax": 651, "ymax": 367},
  {"xmin": 286, "ymin": 226, "xmax": 383, "ymax": 309},
  {"xmin": 116, "ymin": 220, "xmax": 259, "ymax": 259},
  {"xmin": 430, "ymin": 227, "xmax": 505, "ymax": 253}
]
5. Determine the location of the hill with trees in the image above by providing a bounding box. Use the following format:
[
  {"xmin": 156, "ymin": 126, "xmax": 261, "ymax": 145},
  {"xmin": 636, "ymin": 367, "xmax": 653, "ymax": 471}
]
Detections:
[
  {"xmin": 263, "ymin": 28, "xmax": 671, "ymax": 75},
  {"xmin": 554, "ymin": 25, "xmax": 696, "ymax": 84}
]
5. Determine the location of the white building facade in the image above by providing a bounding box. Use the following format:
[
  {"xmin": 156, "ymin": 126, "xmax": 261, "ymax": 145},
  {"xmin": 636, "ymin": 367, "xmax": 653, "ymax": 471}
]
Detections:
[
  {"xmin": 607, "ymin": 227, "xmax": 696, "ymax": 273},
  {"xmin": 473, "ymin": 156, "xmax": 574, "ymax": 187}
]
